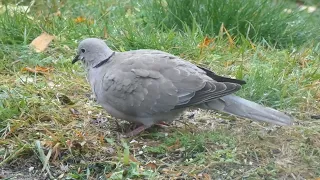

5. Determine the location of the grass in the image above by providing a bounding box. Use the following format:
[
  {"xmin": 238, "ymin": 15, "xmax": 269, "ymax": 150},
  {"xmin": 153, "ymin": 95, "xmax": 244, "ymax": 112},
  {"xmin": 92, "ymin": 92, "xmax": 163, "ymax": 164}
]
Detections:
[
  {"xmin": 144, "ymin": 0, "xmax": 320, "ymax": 48},
  {"xmin": 0, "ymin": 0, "xmax": 320, "ymax": 179}
]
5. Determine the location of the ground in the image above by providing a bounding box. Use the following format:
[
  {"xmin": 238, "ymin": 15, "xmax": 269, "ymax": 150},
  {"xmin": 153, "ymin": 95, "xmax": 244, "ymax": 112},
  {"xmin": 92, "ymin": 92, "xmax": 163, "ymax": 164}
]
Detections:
[{"xmin": 0, "ymin": 0, "xmax": 320, "ymax": 179}]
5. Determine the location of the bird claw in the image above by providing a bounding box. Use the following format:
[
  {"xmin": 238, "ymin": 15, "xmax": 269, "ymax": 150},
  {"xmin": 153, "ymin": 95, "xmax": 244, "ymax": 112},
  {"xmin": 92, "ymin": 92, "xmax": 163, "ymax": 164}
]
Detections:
[{"xmin": 124, "ymin": 125, "xmax": 146, "ymax": 137}]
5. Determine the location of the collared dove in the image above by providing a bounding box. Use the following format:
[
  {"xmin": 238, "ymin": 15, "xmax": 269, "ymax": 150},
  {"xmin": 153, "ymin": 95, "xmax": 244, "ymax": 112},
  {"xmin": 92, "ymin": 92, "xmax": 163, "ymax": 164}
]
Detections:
[{"xmin": 72, "ymin": 38, "xmax": 293, "ymax": 136}]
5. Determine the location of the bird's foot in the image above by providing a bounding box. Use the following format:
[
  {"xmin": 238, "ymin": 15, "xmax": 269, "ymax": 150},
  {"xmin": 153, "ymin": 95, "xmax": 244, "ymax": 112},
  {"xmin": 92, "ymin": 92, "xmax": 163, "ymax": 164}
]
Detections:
[{"xmin": 125, "ymin": 125, "xmax": 146, "ymax": 137}]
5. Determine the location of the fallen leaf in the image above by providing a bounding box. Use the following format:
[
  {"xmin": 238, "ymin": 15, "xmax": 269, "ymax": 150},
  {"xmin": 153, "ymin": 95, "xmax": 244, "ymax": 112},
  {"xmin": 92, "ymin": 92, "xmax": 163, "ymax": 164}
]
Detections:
[
  {"xmin": 129, "ymin": 154, "xmax": 139, "ymax": 163},
  {"xmin": 21, "ymin": 66, "xmax": 54, "ymax": 75},
  {"xmin": 30, "ymin": 32, "xmax": 55, "ymax": 52},
  {"xmin": 145, "ymin": 162, "xmax": 157, "ymax": 171},
  {"xmin": 21, "ymin": 67, "xmax": 41, "ymax": 74},
  {"xmin": 36, "ymin": 66, "xmax": 54, "ymax": 72},
  {"xmin": 74, "ymin": 16, "xmax": 94, "ymax": 24},
  {"xmin": 74, "ymin": 16, "xmax": 86, "ymax": 23},
  {"xmin": 198, "ymin": 36, "xmax": 214, "ymax": 49}
]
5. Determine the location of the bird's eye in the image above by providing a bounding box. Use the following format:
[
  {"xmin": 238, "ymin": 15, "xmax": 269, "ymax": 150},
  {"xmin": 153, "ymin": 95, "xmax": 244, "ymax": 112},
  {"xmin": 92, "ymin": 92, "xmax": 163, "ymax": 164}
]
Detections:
[{"xmin": 81, "ymin": 48, "xmax": 86, "ymax": 53}]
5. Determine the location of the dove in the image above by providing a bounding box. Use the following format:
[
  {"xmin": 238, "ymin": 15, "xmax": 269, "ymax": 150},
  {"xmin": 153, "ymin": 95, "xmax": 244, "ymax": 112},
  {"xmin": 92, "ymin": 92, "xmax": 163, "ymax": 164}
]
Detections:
[{"xmin": 72, "ymin": 38, "xmax": 293, "ymax": 136}]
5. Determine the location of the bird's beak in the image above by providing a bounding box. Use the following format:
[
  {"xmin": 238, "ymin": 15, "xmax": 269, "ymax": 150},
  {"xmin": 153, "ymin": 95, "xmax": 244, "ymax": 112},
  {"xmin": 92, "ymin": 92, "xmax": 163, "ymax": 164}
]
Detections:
[{"xmin": 72, "ymin": 54, "xmax": 80, "ymax": 64}]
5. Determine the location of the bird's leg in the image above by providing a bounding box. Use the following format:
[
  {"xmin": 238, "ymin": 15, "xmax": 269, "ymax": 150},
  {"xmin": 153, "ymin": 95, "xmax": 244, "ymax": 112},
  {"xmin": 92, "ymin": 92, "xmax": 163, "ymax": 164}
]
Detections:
[
  {"xmin": 156, "ymin": 121, "xmax": 170, "ymax": 126},
  {"xmin": 125, "ymin": 125, "xmax": 147, "ymax": 137}
]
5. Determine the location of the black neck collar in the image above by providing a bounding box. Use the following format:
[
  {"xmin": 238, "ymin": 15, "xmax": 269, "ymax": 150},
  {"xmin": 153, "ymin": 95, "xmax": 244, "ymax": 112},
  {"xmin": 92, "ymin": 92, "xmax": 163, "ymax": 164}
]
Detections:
[{"xmin": 93, "ymin": 52, "xmax": 115, "ymax": 68}]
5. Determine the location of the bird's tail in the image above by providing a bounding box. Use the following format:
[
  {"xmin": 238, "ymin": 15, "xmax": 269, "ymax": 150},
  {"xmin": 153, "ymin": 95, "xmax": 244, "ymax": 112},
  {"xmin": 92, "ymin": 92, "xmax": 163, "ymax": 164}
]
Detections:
[{"xmin": 200, "ymin": 95, "xmax": 293, "ymax": 126}]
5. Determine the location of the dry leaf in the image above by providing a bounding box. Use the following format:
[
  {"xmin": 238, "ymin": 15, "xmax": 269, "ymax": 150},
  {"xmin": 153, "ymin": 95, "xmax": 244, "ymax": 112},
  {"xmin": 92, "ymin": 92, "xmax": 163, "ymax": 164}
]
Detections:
[
  {"xmin": 198, "ymin": 36, "xmax": 214, "ymax": 49},
  {"xmin": 22, "ymin": 66, "xmax": 54, "ymax": 75},
  {"xmin": 145, "ymin": 162, "xmax": 157, "ymax": 171},
  {"xmin": 30, "ymin": 32, "xmax": 55, "ymax": 52},
  {"xmin": 74, "ymin": 16, "xmax": 86, "ymax": 23},
  {"xmin": 129, "ymin": 154, "xmax": 139, "ymax": 163},
  {"xmin": 36, "ymin": 66, "xmax": 54, "ymax": 72},
  {"xmin": 74, "ymin": 16, "xmax": 93, "ymax": 24}
]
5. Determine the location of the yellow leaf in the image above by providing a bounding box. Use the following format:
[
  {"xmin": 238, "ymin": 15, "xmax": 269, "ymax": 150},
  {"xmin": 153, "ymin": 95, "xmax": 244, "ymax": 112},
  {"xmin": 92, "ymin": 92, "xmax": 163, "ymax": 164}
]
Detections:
[
  {"xmin": 198, "ymin": 36, "xmax": 214, "ymax": 49},
  {"xmin": 74, "ymin": 16, "xmax": 86, "ymax": 23},
  {"xmin": 21, "ymin": 66, "xmax": 54, "ymax": 75},
  {"xmin": 30, "ymin": 32, "xmax": 55, "ymax": 52},
  {"xmin": 74, "ymin": 16, "xmax": 94, "ymax": 24}
]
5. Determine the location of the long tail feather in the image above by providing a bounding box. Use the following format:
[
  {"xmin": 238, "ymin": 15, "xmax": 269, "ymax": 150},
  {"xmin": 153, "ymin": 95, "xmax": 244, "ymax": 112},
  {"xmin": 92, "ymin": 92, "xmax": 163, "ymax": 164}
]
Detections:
[{"xmin": 201, "ymin": 95, "xmax": 293, "ymax": 126}]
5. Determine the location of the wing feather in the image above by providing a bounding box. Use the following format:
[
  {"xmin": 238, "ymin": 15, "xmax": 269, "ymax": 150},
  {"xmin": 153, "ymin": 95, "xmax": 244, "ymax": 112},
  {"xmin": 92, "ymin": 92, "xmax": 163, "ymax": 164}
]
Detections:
[{"xmin": 100, "ymin": 50, "xmax": 244, "ymax": 116}]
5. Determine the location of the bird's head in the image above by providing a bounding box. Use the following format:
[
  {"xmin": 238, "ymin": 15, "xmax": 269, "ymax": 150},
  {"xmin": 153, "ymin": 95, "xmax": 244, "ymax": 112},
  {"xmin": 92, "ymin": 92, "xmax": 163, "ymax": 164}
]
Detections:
[{"xmin": 72, "ymin": 38, "xmax": 114, "ymax": 69}]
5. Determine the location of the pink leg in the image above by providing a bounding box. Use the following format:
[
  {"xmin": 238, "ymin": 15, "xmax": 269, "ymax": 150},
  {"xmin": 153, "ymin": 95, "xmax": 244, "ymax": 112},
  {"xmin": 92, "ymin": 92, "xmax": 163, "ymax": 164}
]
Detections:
[
  {"xmin": 125, "ymin": 125, "xmax": 147, "ymax": 137},
  {"xmin": 156, "ymin": 121, "xmax": 170, "ymax": 126}
]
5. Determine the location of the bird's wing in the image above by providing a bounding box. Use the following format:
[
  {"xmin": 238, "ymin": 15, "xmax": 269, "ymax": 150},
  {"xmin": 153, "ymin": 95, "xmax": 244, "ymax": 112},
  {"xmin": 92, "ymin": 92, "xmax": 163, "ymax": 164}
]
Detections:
[{"xmin": 101, "ymin": 50, "xmax": 243, "ymax": 116}]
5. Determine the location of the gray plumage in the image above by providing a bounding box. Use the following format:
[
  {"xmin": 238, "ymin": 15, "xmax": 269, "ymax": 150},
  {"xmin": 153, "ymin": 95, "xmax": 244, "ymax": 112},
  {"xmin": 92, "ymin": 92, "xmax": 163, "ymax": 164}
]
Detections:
[{"xmin": 72, "ymin": 38, "xmax": 293, "ymax": 135}]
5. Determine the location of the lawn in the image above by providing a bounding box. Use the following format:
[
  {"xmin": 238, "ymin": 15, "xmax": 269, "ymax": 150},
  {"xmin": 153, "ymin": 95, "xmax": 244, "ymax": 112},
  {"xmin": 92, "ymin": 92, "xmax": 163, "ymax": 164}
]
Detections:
[{"xmin": 0, "ymin": 0, "xmax": 319, "ymax": 179}]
